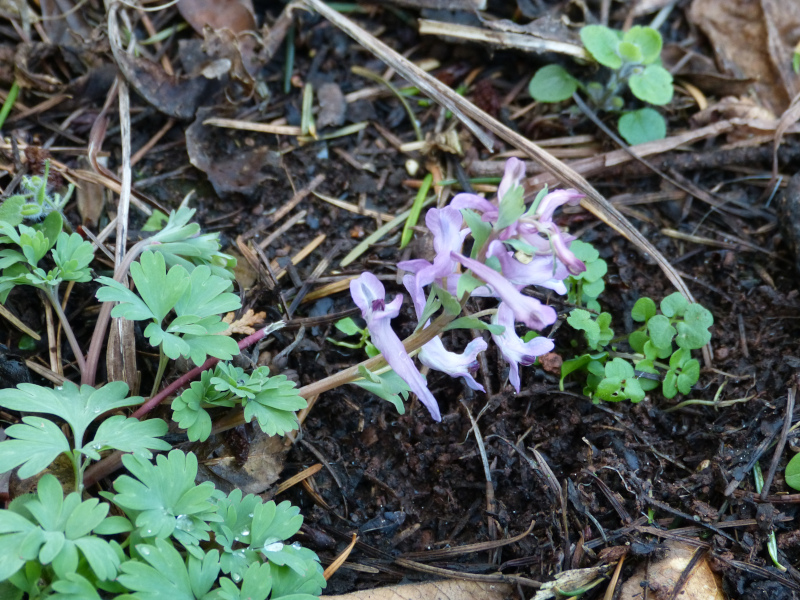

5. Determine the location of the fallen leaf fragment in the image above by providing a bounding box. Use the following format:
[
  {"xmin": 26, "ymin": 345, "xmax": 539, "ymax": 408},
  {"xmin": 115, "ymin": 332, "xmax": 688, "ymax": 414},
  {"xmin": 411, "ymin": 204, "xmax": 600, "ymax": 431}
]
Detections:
[
  {"xmin": 114, "ymin": 51, "xmax": 216, "ymax": 119},
  {"xmin": 533, "ymin": 566, "xmax": 608, "ymax": 599},
  {"xmin": 619, "ymin": 542, "xmax": 724, "ymax": 600},
  {"xmin": 197, "ymin": 428, "xmax": 285, "ymax": 495},
  {"xmin": 222, "ymin": 309, "xmax": 267, "ymax": 335},
  {"xmin": 324, "ymin": 580, "xmax": 511, "ymax": 600},
  {"xmin": 688, "ymin": 0, "xmax": 800, "ymax": 114},
  {"xmin": 177, "ymin": 0, "xmax": 256, "ymax": 34},
  {"xmin": 186, "ymin": 107, "xmax": 283, "ymax": 196}
]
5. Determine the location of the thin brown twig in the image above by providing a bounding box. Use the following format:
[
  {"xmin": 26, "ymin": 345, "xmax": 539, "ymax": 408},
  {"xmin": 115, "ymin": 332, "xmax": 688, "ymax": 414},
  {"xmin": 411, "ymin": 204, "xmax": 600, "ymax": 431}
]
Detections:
[{"xmin": 761, "ymin": 386, "xmax": 796, "ymax": 500}]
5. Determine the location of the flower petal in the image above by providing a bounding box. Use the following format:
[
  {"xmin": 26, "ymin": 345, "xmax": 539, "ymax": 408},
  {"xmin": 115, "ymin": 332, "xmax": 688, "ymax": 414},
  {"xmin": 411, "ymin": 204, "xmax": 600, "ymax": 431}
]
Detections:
[
  {"xmin": 551, "ymin": 233, "xmax": 586, "ymax": 275},
  {"xmin": 487, "ymin": 241, "xmax": 569, "ymax": 294},
  {"xmin": 451, "ymin": 193, "xmax": 498, "ymax": 222},
  {"xmin": 419, "ymin": 336, "xmax": 487, "ymax": 392},
  {"xmin": 350, "ymin": 273, "xmax": 402, "ymax": 323},
  {"xmin": 491, "ymin": 303, "xmax": 554, "ymax": 392},
  {"xmin": 451, "ymin": 252, "xmax": 557, "ymax": 330},
  {"xmin": 370, "ymin": 320, "xmax": 442, "ymax": 421},
  {"xmin": 497, "ymin": 157, "xmax": 526, "ymax": 205},
  {"xmin": 350, "ymin": 273, "xmax": 441, "ymax": 421},
  {"xmin": 534, "ymin": 189, "xmax": 584, "ymax": 223}
]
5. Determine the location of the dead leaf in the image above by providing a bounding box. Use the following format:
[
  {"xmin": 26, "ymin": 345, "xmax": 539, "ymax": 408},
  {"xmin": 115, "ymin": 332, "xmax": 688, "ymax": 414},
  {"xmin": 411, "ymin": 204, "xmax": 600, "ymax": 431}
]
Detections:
[
  {"xmin": 619, "ymin": 542, "xmax": 724, "ymax": 600},
  {"xmin": 663, "ymin": 44, "xmax": 753, "ymax": 98},
  {"xmin": 178, "ymin": 0, "xmax": 256, "ymax": 34},
  {"xmin": 691, "ymin": 96, "xmax": 776, "ymax": 128},
  {"xmin": 75, "ymin": 158, "xmax": 105, "ymax": 228},
  {"xmin": 688, "ymin": 0, "xmax": 800, "ymax": 115},
  {"xmin": 221, "ymin": 309, "xmax": 266, "ymax": 335},
  {"xmin": 106, "ymin": 317, "xmax": 138, "ymax": 394},
  {"xmin": 40, "ymin": 0, "xmax": 91, "ymax": 46},
  {"xmin": 324, "ymin": 580, "xmax": 511, "ymax": 600},
  {"xmin": 196, "ymin": 428, "xmax": 286, "ymax": 495},
  {"xmin": 186, "ymin": 106, "xmax": 283, "ymax": 196},
  {"xmin": 317, "ymin": 82, "xmax": 347, "ymax": 129},
  {"xmin": 114, "ymin": 51, "xmax": 217, "ymax": 119}
]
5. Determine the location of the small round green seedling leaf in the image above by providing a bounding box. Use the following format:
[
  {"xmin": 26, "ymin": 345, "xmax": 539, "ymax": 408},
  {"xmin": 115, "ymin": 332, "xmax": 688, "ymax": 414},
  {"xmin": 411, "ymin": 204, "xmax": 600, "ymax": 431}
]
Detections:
[
  {"xmin": 528, "ymin": 65, "xmax": 578, "ymax": 102},
  {"xmin": 334, "ymin": 317, "xmax": 362, "ymax": 336},
  {"xmin": 631, "ymin": 297, "xmax": 657, "ymax": 322},
  {"xmin": 660, "ymin": 292, "xmax": 688, "ymax": 318},
  {"xmin": 628, "ymin": 330, "xmax": 649, "ymax": 354},
  {"xmin": 677, "ymin": 359, "xmax": 700, "ymax": 394},
  {"xmin": 618, "ymin": 108, "xmax": 667, "ymax": 146},
  {"xmin": 581, "ymin": 25, "xmax": 623, "ymax": 69},
  {"xmin": 617, "ymin": 41, "xmax": 643, "ymax": 63},
  {"xmin": 663, "ymin": 369, "xmax": 678, "ymax": 399},
  {"xmin": 675, "ymin": 303, "xmax": 714, "ymax": 350},
  {"xmin": 622, "ymin": 26, "xmax": 662, "ymax": 64},
  {"xmin": 785, "ymin": 453, "xmax": 800, "ymax": 491},
  {"xmin": 629, "ymin": 65, "xmax": 673, "ymax": 105},
  {"xmin": 646, "ymin": 314, "xmax": 676, "ymax": 351}
]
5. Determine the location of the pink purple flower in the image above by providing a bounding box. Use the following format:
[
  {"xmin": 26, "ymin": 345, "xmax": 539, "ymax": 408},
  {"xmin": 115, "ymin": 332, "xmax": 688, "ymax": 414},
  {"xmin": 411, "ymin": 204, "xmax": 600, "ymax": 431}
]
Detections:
[
  {"xmin": 451, "ymin": 251, "xmax": 557, "ymax": 331},
  {"xmin": 419, "ymin": 336, "xmax": 487, "ymax": 392},
  {"xmin": 491, "ymin": 303, "xmax": 555, "ymax": 392},
  {"xmin": 350, "ymin": 273, "xmax": 441, "ymax": 421},
  {"xmin": 398, "ymin": 206, "xmax": 467, "ymax": 316}
]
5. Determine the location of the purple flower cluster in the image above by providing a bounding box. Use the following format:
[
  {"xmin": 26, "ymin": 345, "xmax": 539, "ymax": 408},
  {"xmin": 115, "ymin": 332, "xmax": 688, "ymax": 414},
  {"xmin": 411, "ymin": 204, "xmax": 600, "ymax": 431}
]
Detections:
[{"xmin": 350, "ymin": 158, "xmax": 586, "ymax": 421}]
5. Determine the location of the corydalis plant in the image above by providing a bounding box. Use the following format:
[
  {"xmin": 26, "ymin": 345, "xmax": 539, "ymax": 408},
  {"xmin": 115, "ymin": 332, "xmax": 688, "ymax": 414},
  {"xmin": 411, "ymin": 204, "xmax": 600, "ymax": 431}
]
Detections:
[{"xmin": 349, "ymin": 158, "xmax": 586, "ymax": 420}]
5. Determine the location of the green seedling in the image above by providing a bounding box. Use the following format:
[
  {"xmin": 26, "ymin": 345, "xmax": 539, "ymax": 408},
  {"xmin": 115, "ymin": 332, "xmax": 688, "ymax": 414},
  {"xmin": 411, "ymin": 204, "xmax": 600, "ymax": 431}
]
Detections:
[
  {"xmin": 0, "ymin": 381, "xmax": 170, "ymax": 493},
  {"xmin": 96, "ymin": 250, "xmax": 241, "ymax": 393},
  {"xmin": 328, "ymin": 316, "xmax": 379, "ymax": 356},
  {"xmin": 562, "ymin": 292, "xmax": 713, "ymax": 403},
  {"xmin": 754, "ymin": 462, "xmax": 787, "ymax": 571},
  {"xmin": 0, "ymin": 449, "xmax": 325, "ymax": 599},
  {"xmin": 0, "ymin": 161, "xmax": 74, "ymax": 227},
  {"xmin": 0, "ymin": 219, "xmax": 96, "ymax": 371},
  {"xmin": 171, "ymin": 362, "xmax": 307, "ymax": 442},
  {"xmin": 529, "ymin": 25, "xmax": 673, "ymax": 145},
  {"xmin": 565, "ymin": 241, "xmax": 607, "ymax": 312}
]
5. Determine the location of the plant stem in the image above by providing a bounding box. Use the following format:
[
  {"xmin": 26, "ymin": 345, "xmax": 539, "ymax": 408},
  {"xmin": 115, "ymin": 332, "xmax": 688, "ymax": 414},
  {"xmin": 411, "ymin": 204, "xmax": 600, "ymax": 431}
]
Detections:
[
  {"xmin": 72, "ymin": 451, "xmax": 83, "ymax": 494},
  {"xmin": 44, "ymin": 286, "xmax": 87, "ymax": 375},
  {"xmin": 83, "ymin": 238, "xmax": 150, "ymax": 385},
  {"xmin": 151, "ymin": 347, "xmax": 168, "ymax": 397}
]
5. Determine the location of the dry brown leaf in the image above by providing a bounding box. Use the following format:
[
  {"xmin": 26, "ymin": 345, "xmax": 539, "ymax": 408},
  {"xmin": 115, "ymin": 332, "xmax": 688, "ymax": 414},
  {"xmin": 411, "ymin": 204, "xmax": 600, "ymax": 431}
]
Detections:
[
  {"xmin": 75, "ymin": 158, "xmax": 105, "ymax": 228},
  {"xmin": 691, "ymin": 96, "xmax": 776, "ymax": 127},
  {"xmin": 197, "ymin": 428, "xmax": 285, "ymax": 495},
  {"xmin": 532, "ymin": 566, "xmax": 608, "ymax": 599},
  {"xmin": 688, "ymin": 0, "xmax": 800, "ymax": 115},
  {"xmin": 619, "ymin": 542, "xmax": 724, "ymax": 600},
  {"xmin": 317, "ymin": 82, "xmax": 347, "ymax": 129},
  {"xmin": 222, "ymin": 309, "xmax": 266, "ymax": 335},
  {"xmin": 40, "ymin": 0, "xmax": 91, "ymax": 45},
  {"xmin": 177, "ymin": 0, "xmax": 256, "ymax": 35},
  {"xmin": 186, "ymin": 107, "xmax": 283, "ymax": 196},
  {"xmin": 324, "ymin": 580, "xmax": 511, "ymax": 600},
  {"xmin": 114, "ymin": 51, "xmax": 217, "ymax": 119}
]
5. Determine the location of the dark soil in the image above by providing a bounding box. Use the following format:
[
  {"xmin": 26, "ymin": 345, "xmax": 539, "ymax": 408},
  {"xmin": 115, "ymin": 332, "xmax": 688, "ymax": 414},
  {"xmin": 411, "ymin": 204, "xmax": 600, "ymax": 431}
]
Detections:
[{"xmin": 2, "ymin": 1, "xmax": 800, "ymax": 597}]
